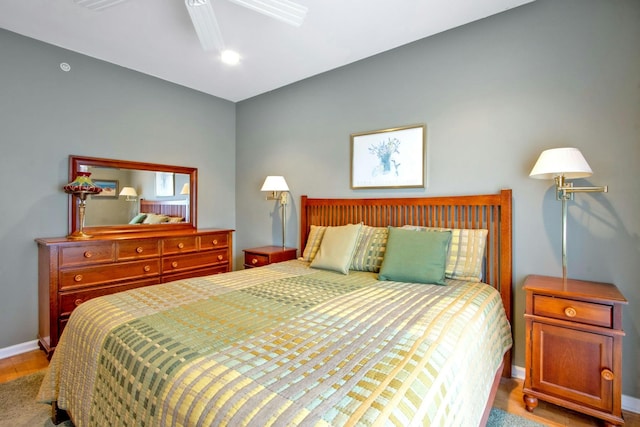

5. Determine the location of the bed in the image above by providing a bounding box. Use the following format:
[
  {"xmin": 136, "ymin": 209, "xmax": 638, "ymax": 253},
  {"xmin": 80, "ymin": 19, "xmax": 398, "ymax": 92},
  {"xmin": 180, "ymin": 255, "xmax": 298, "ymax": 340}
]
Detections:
[
  {"xmin": 134, "ymin": 199, "xmax": 189, "ymax": 223},
  {"xmin": 39, "ymin": 190, "xmax": 513, "ymax": 426}
]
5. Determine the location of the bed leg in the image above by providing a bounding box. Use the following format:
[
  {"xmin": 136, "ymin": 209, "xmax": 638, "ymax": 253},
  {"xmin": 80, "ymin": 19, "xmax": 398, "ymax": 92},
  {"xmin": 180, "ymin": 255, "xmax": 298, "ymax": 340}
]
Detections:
[{"xmin": 51, "ymin": 401, "xmax": 70, "ymax": 425}]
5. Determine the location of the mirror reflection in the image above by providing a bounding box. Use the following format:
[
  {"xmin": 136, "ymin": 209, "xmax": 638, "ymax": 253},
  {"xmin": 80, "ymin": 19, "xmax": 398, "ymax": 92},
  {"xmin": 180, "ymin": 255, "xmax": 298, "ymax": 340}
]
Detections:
[
  {"xmin": 68, "ymin": 155, "xmax": 197, "ymax": 235},
  {"xmin": 83, "ymin": 166, "xmax": 190, "ymax": 226}
]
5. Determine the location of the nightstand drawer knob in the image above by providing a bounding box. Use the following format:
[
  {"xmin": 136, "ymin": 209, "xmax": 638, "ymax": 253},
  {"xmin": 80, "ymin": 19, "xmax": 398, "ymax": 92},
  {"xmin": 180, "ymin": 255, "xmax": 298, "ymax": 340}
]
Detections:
[
  {"xmin": 601, "ymin": 369, "xmax": 614, "ymax": 381},
  {"xmin": 564, "ymin": 307, "xmax": 577, "ymax": 318},
  {"xmin": 251, "ymin": 258, "xmax": 258, "ymax": 265}
]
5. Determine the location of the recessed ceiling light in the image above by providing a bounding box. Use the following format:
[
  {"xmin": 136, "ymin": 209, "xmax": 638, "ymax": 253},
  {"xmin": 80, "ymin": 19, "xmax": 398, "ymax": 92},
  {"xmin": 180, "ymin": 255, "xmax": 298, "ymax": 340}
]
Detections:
[{"xmin": 221, "ymin": 50, "xmax": 241, "ymax": 65}]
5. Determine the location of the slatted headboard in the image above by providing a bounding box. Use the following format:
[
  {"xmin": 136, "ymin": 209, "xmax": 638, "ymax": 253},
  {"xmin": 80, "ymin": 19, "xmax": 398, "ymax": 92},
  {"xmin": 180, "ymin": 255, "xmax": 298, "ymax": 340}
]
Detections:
[
  {"xmin": 300, "ymin": 189, "xmax": 513, "ymax": 376},
  {"xmin": 140, "ymin": 199, "xmax": 188, "ymax": 220}
]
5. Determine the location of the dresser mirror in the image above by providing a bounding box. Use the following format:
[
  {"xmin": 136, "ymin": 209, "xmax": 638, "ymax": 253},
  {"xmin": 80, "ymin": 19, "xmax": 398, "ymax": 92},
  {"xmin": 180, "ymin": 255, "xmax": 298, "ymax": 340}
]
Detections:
[{"xmin": 68, "ymin": 155, "xmax": 197, "ymax": 235}]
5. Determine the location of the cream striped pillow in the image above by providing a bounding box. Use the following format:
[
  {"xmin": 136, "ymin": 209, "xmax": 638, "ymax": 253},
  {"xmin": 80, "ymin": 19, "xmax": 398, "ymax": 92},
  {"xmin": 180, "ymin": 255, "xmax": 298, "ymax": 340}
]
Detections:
[
  {"xmin": 350, "ymin": 225, "xmax": 388, "ymax": 272},
  {"xmin": 301, "ymin": 225, "xmax": 327, "ymax": 262},
  {"xmin": 401, "ymin": 226, "xmax": 488, "ymax": 282}
]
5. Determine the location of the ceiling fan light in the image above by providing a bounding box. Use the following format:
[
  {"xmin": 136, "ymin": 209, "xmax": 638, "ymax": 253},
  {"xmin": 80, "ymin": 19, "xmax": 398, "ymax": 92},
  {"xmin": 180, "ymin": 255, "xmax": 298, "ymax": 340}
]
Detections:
[
  {"xmin": 185, "ymin": 0, "xmax": 225, "ymax": 51},
  {"xmin": 221, "ymin": 50, "xmax": 241, "ymax": 65},
  {"xmin": 226, "ymin": 0, "xmax": 307, "ymax": 26}
]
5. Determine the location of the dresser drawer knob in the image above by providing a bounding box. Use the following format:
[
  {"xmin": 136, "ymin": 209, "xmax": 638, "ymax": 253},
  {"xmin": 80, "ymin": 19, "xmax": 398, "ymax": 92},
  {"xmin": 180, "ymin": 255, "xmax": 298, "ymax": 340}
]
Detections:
[
  {"xmin": 212, "ymin": 239, "xmax": 218, "ymax": 245},
  {"xmin": 251, "ymin": 258, "xmax": 258, "ymax": 265},
  {"xmin": 74, "ymin": 298, "xmax": 84, "ymax": 306},
  {"xmin": 218, "ymin": 255, "xmax": 224, "ymax": 261},
  {"xmin": 564, "ymin": 307, "xmax": 577, "ymax": 318},
  {"xmin": 136, "ymin": 247, "xmax": 143, "ymax": 254},
  {"xmin": 601, "ymin": 369, "xmax": 615, "ymax": 381},
  {"xmin": 172, "ymin": 261, "xmax": 178, "ymax": 268},
  {"xmin": 74, "ymin": 274, "xmax": 83, "ymax": 282},
  {"xmin": 143, "ymin": 265, "xmax": 151, "ymax": 272},
  {"xmin": 83, "ymin": 251, "xmax": 92, "ymax": 258},
  {"xmin": 177, "ymin": 242, "xmax": 184, "ymax": 249}
]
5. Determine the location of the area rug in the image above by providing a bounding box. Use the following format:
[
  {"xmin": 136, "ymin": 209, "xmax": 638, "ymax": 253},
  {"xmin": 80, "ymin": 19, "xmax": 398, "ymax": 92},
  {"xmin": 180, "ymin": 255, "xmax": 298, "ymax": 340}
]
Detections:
[{"xmin": 1, "ymin": 370, "xmax": 546, "ymax": 427}]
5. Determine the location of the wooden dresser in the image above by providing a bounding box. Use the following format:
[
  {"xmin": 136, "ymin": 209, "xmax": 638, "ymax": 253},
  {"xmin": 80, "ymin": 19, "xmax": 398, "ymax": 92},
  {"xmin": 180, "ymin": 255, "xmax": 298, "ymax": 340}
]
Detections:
[
  {"xmin": 36, "ymin": 228, "xmax": 233, "ymax": 356},
  {"xmin": 523, "ymin": 275, "xmax": 627, "ymax": 426}
]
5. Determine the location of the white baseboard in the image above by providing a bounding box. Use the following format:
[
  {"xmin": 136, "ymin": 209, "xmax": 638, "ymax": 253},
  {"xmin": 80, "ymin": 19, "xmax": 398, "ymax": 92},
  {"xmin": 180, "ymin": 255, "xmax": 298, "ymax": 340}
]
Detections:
[
  {"xmin": 511, "ymin": 364, "xmax": 640, "ymax": 414},
  {"xmin": 0, "ymin": 340, "xmax": 39, "ymax": 360}
]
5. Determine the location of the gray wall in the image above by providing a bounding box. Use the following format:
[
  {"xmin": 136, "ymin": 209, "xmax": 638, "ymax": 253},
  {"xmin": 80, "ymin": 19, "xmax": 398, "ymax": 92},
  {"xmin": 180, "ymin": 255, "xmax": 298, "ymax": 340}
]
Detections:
[
  {"xmin": 236, "ymin": 0, "xmax": 640, "ymax": 398},
  {"xmin": 0, "ymin": 29, "xmax": 236, "ymax": 348}
]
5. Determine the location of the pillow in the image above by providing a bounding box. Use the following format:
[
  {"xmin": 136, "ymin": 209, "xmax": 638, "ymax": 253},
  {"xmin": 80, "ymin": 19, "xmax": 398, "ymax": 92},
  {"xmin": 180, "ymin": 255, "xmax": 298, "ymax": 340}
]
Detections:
[
  {"xmin": 401, "ymin": 225, "xmax": 488, "ymax": 282},
  {"xmin": 166, "ymin": 216, "xmax": 184, "ymax": 223},
  {"xmin": 378, "ymin": 227, "xmax": 451, "ymax": 285},
  {"xmin": 128, "ymin": 213, "xmax": 147, "ymax": 224},
  {"xmin": 301, "ymin": 225, "xmax": 327, "ymax": 262},
  {"xmin": 142, "ymin": 213, "xmax": 170, "ymax": 224},
  {"xmin": 350, "ymin": 225, "xmax": 389, "ymax": 272},
  {"xmin": 310, "ymin": 223, "xmax": 362, "ymax": 274}
]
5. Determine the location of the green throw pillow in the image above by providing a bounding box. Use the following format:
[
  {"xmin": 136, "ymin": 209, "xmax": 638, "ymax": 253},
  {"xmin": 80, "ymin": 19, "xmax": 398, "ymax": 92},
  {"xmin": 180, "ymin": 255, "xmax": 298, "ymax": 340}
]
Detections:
[
  {"xmin": 128, "ymin": 213, "xmax": 147, "ymax": 224},
  {"xmin": 378, "ymin": 227, "xmax": 452, "ymax": 285}
]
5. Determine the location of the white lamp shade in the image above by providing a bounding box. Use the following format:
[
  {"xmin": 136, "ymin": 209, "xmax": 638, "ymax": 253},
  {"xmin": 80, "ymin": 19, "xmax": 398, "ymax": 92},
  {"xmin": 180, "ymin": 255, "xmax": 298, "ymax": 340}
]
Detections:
[
  {"xmin": 119, "ymin": 187, "xmax": 138, "ymax": 197},
  {"xmin": 180, "ymin": 183, "xmax": 190, "ymax": 195},
  {"xmin": 261, "ymin": 176, "xmax": 289, "ymax": 192},
  {"xmin": 529, "ymin": 147, "xmax": 593, "ymax": 180}
]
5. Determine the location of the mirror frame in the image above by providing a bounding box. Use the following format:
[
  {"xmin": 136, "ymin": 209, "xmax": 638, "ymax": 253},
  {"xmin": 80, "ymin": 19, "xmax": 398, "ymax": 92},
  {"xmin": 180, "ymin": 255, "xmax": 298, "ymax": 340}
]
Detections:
[{"xmin": 68, "ymin": 155, "xmax": 197, "ymax": 235}]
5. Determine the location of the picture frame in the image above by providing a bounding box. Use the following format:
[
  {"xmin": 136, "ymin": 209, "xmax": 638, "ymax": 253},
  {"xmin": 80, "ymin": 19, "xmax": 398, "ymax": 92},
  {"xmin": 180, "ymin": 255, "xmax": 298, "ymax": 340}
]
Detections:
[
  {"xmin": 92, "ymin": 179, "xmax": 119, "ymax": 199},
  {"xmin": 155, "ymin": 172, "xmax": 174, "ymax": 197},
  {"xmin": 351, "ymin": 124, "xmax": 426, "ymax": 189}
]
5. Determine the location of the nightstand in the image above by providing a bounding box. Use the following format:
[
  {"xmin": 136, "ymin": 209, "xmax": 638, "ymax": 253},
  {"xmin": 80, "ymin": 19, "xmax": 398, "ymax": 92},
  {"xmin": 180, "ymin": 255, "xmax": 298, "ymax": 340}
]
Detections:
[
  {"xmin": 243, "ymin": 246, "xmax": 297, "ymax": 268},
  {"xmin": 523, "ymin": 275, "xmax": 627, "ymax": 426}
]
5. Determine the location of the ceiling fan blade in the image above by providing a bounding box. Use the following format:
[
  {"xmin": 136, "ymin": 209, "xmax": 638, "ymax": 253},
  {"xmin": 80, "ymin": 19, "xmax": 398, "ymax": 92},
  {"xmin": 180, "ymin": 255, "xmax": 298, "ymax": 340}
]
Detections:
[
  {"xmin": 185, "ymin": 0, "xmax": 225, "ymax": 51},
  {"xmin": 226, "ymin": 0, "xmax": 307, "ymax": 27},
  {"xmin": 74, "ymin": 0, "xmax": 129, "ymax": 11}
]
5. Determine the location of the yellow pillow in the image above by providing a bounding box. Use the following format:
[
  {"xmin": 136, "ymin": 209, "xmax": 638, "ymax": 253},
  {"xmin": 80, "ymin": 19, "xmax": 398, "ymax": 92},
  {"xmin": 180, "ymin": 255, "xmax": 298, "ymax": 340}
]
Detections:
[{"xmin": 301, "ymin": 225, "xmax": 327, "ymax": 261}]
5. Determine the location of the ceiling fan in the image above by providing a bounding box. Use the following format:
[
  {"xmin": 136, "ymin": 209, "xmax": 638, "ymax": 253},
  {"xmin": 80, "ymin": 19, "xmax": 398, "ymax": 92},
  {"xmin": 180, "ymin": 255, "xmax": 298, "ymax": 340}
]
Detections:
[{"xmin": 74, "ymin": 0, "xmax": 308, "ymax": 54}]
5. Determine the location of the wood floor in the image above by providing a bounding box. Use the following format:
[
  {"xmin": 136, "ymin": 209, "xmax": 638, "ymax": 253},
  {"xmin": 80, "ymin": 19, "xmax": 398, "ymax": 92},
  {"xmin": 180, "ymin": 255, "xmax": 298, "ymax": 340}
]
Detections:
[{"xmin": 1, "ymin": 350, "xmax": 638, "ymax": 426}]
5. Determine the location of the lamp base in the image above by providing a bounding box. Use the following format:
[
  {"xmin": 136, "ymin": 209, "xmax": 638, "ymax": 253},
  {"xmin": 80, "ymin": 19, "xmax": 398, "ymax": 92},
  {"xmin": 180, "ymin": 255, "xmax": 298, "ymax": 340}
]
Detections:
[{"xmin": 67, "ymin": 230, "xmax": 93, "ymax": 240}]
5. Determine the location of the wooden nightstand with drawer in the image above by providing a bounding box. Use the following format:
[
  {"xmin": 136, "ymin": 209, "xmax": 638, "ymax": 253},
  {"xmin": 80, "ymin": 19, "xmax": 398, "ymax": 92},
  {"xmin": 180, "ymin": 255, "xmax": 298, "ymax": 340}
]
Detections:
[
  {"xmin": 523, "ymin": 275, "xmax": 627, "ymax": 426},
  {"xmin": 243, "ymin": 246, "xmax": 297, "ymax": 268}
]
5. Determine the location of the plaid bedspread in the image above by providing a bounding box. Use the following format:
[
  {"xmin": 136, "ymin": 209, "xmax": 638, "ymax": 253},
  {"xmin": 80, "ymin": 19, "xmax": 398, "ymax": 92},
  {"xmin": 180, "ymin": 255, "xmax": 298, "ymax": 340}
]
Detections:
[{"xmin": 38, "ymin": 260, "xmax": 512, "ymax": 426}]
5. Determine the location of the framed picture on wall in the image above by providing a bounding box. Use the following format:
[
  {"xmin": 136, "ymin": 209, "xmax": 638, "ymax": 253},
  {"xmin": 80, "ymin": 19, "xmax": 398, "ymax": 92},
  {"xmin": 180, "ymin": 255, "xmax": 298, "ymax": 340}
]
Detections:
[
  {"xmin": 156, "ymin": 172, "xmax": 174, "ymax": 197},
  {"xmin": 351, "ymin": 124, "xmax": 426, "ymax": 189},
  {"xmin": 92, "ymin": 179, "xmax": 119, "ymax": 199}
]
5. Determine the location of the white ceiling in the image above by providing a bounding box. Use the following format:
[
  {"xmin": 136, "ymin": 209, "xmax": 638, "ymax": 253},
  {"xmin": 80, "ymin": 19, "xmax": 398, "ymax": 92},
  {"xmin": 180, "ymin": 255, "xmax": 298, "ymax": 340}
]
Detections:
[{"xmin": 0, "ymin": 0, "xmax": 535, "ymax": 102}]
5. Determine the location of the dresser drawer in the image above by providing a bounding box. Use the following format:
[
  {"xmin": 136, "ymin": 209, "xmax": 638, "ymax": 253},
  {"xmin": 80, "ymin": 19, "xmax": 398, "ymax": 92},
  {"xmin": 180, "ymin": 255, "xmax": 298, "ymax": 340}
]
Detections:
[
  {"xmin": 162, "ymin": 264, "xmax": 229, "ymax": 282},
  {"xmin": 163, "ymin": 250, "xmax": 227, "ymax": 274},
  {"xmin": 533, "ymin": 295, "xmax": 613, "ymax": 328},
  {"xmin": 116, "ymin": 239, "xmax": 160, "ymax": 260},
  {"xmin": 60, "ymin": 259, "xmax": 161, "ymax": 290},
  {"xmin": 199, "ymin": 232, "xmax": 229, "ymax": 250},
  {"xmin": 59, "ymin": 278, "xmax": 161, "ymax": 316},
  {"xmin": 162, "ymin": 236, "xmax": 198, "ymax": 255},
  {"xmin": 59, "ymin": 243, "xmax": 115, "ymax": 267},
  {"xmin": 244, "ymin": 252, "xmax": 270, "ymax": 267}
]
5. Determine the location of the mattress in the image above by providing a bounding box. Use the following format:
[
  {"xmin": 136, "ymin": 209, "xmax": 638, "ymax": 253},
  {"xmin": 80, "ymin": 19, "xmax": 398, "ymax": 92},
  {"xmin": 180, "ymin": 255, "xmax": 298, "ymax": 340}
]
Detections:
[{"xmin": 38, "ymin": 260, "xmax": 512, "ymax": 426}]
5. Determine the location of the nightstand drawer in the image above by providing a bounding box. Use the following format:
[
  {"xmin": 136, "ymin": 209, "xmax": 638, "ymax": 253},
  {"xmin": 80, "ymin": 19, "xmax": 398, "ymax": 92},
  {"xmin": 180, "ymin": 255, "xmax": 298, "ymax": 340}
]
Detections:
[
  {"xmin": 245, "ymin": 252, "xmax": 270, "ymax": 267},
  {"xmin": 533, "ymin": 295, "xmax": 612, "ymax": 328}
]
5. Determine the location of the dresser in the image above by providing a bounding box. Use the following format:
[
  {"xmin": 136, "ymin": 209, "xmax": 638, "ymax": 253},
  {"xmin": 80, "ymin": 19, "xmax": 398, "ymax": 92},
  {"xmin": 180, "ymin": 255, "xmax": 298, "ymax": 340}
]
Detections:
[
  {"xmin": 523, "ymin": 275, "xmax": 627, "ymax": 426},
  {"xmin": 243, "ymin": 246, "xmax": 297, "ymax": 268},
  {"xmin": 36, "ymin": 228, "xmax": 233, "ymax": 356}
]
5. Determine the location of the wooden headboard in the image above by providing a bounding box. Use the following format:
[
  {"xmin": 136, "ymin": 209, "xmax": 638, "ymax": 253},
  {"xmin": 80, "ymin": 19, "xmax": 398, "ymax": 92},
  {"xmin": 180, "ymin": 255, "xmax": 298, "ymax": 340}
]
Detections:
[
  {"xmin": 140, "ymin": 199, "xmax": 188, "ymax": 219},
  {"xmin": 300, "ymin": 189, "xmax": 513, "ymax": 376}
]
